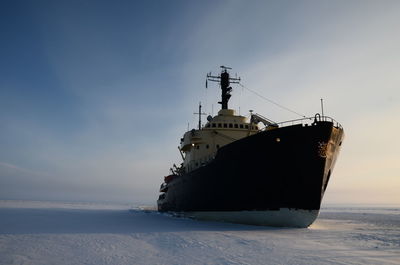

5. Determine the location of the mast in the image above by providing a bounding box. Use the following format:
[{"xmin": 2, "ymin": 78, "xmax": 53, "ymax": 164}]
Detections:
[
  {"xmin": 194, "ymin": 102, "xmax": 206, "ymax": 130},
  {"xmin": 207, "ymin": 66, "xmax": 241, "ymax": 110}
]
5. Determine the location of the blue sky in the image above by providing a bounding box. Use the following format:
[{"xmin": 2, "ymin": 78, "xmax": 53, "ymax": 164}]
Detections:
[{"xmin": 1, "ymin": 0, "xmax": 399, "ymax": 205}]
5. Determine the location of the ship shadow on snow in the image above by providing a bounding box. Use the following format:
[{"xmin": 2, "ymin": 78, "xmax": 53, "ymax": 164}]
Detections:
[{"xmin": 0, "ymin": 207, "xmax": 295, "ymax": 235}]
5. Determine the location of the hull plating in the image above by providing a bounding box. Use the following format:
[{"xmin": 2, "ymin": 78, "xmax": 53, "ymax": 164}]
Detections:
[
  {"xmin": 158, "ymin": 121, "xmax": 344, "ymax": 227},
  {"xmin": 184, "ymin": 209, "xmax": 319, "ymax": 228}
]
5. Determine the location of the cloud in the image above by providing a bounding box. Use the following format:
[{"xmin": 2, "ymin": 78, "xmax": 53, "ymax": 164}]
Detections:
[
  {"xmin": 1, "ymin": 1, "xmax": 400, "ymax": 205},
  {"xmin": 0, "ymin": 162, "xmax": 51, "ymax": 178}
]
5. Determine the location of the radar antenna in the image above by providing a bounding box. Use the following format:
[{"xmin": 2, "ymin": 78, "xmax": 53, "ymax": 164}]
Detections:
[{"xmin": 206, "ymin": 66, "xmax": 240, "ymax": 110}]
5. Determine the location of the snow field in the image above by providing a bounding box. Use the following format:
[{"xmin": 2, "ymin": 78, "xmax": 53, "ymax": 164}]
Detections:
[{"xmin": 0, "ymin": 201, "xmax": 399, "ymax": 265}]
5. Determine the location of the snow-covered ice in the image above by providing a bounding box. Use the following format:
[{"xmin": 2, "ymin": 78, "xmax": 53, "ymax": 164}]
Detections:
[{"xmin": 0, "ymin": 201, "xmax": 399, "ymax": 265}]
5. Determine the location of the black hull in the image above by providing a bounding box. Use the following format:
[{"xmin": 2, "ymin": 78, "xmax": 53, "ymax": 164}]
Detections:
[{"xmin": 158, "ymin": 121, "xmax": 344, "ymax": 225}]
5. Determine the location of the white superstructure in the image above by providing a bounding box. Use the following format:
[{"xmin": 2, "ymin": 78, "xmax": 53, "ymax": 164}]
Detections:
[{"xmin": 180, "ymin": 109, "xmax": 259, "ymax": 173}]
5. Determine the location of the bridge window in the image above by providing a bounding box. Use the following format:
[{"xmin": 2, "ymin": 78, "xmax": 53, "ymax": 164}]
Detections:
[
  {"xmin": 229, "ymin": 123, "xmax": 233, "ymax": 128},
  {"xmin": 206, "ymin": 144, "xmax": 209, "ymax": 149},
  {"xmin": 218, "ymin": 123, "xmax": 222, "ymax": 127},
  {"xmin": 212, "ymin": 123, "xmax": 216, "ymax": 128},
  {"xmin": 234, "ymin": 124, "xmax": 238, "ymax": 128},
  {"xmin": 240, "ymin": 124, "xmax": 244, "ymax": 129},
  {"xmin": 223, "ymin": 123, "xmax": 227, "ymax": 128}
]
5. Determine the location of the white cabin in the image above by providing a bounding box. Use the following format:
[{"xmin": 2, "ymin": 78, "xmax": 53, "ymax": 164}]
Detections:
[{"xmin": 180, "ymin": 109, "xmax": 259, "ymax": 173}]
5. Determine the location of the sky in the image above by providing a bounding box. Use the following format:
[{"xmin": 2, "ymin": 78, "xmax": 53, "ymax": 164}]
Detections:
[{"xmin": 0, "ymin": 0, "xmax": 399, "ymax": 205}]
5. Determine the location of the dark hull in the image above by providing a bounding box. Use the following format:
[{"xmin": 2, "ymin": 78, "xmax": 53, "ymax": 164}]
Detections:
[{"xmin": 158, "ymin": 121, "xmax": 344, "ymax": 224}]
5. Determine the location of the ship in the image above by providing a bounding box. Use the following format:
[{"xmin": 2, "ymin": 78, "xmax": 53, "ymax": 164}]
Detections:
[{"xmin": 157, "ymin": 66, "xmax": 344, "ymax": 228}]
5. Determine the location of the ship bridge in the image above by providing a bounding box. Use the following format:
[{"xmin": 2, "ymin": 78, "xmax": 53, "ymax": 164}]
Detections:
[{"xmin": 180, "ymin": 108, "xmax": 259, "ymax": 173}]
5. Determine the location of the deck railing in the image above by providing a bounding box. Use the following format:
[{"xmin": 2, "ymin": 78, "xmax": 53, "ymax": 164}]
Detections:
[{"xmin": 265, "ymin": 114, "xmax": 343, "ymax": 130}]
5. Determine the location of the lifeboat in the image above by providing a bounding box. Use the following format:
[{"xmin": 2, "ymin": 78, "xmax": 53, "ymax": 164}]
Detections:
[
  {"xmin": 164, "ymin": 174, "xmax": 175, "ymax": 183},
  {"xmin": 159, "ymin": 182, "xmax": 168, "ymax": 192}
]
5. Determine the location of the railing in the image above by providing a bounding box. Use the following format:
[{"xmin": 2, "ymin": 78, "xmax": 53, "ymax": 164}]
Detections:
[{"xmin": 263, "ymin": 114, "xmax": 343, "ymax": 130}]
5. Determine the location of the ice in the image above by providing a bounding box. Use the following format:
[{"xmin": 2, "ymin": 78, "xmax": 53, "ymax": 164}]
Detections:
[{"xmin": 0, "ymin": 201, "xmax": 399, "ymax": 265}]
